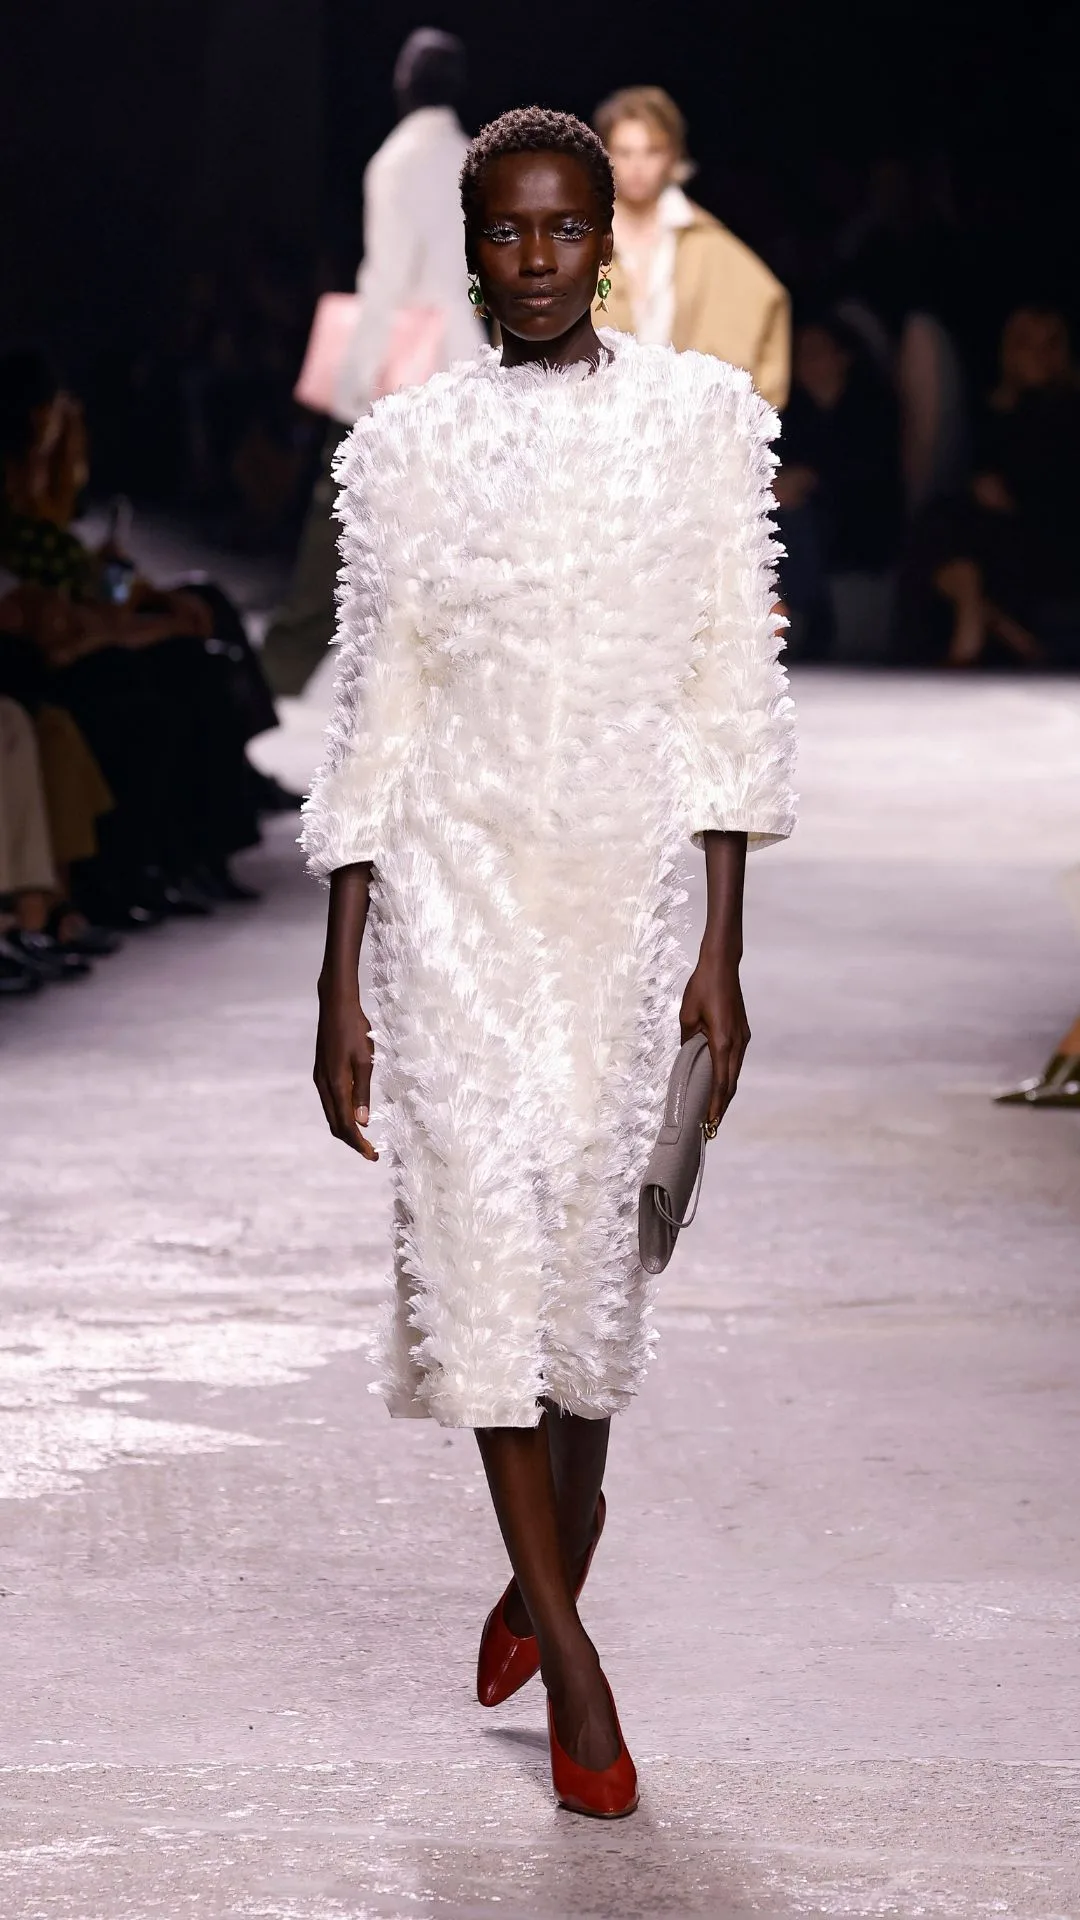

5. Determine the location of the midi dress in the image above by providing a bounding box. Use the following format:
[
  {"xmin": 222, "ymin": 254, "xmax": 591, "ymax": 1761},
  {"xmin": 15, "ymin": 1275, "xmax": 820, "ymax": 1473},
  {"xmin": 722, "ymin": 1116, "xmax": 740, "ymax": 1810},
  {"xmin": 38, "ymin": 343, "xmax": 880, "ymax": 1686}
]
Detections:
[{"xmin": 300, "ymin": 327, "xmax": 797, "ymax": 1429}]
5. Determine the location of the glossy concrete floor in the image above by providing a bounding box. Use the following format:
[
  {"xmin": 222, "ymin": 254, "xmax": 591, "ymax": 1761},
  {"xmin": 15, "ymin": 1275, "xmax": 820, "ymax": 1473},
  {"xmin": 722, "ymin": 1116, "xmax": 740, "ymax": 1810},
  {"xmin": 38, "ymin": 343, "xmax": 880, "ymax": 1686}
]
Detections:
[{"xmin": 1, "ymin": 671, "xmax": 1079, "ymax": 1919}]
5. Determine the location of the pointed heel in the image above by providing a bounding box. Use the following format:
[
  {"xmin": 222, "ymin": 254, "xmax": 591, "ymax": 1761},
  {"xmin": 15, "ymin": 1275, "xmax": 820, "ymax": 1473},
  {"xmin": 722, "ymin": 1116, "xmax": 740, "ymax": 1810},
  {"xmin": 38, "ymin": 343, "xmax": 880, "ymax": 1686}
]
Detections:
[
  {"xmin": 547, "ymin": 1676, "xmax": 638, "ymax": 1819},
  {"xmin": 995, "ymin": 1052, "xmax": 1080, "ymax": 1107}
]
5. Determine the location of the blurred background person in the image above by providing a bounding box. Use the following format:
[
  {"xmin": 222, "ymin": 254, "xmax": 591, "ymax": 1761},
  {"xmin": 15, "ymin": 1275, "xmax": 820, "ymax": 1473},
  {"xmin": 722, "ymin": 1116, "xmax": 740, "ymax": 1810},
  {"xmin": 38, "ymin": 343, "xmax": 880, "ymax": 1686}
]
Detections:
[
  {"xmin": 899, "ymin": 306, "xmax": 1080, "ymax": 668},
  {"xmin": 774, "ymin": 313, "xmax": 902, "ymax": 659},
  {"xmin": 592, "ymin": 86, "xmax": 790, "ymax": 410},
  {"xmin": 0, "ymin": 691, "xmax": 96, "ymax": 989},
  {"xmin": 0, "ymin": 563, "xmax": 121, "ymax": 989},
  {"xmin": 0, "ymin": 347, "xmax": 280, "ymax": 921},
  {"xmin": 262, "ymin": 28, "xmax": 485, "ymax": 698}
]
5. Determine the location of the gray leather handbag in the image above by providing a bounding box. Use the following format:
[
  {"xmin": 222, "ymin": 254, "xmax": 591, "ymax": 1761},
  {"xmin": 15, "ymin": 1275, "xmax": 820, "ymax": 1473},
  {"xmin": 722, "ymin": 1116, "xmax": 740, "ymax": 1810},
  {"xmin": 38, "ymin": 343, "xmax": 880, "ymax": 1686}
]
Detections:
[{"xmin": 638, "ymin": 1033, "xmax": 718, "ymax": 1274}]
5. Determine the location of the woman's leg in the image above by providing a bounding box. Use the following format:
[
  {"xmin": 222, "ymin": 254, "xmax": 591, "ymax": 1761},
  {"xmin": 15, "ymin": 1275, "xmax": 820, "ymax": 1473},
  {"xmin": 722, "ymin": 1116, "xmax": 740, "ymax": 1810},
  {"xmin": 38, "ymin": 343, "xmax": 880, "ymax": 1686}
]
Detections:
[
  {"xmin": 180, "ymin": 580, "xmax": 279, "ymax": 743},
  {"xmin": 34, "ymin": 705, "xmax": 114, "ymax": 871},
  {"xmin": 547, "ymin": 1409, "xmax": 610, "ymax": 1546},
  {"xmin": 1060, "ymin": 1015, "xmax": 1080, "ymax": 1056},
  {"xmin": 476, "ymin": 1419, "xmax": 620, "ymax": 1769},
  {"xmin": 935, "ymin": 558, "xmax": 990, "ymax": 665},
  {"xmin": 0, "ymin": 697, "xmax": 58, "ymax": 905},
  {"xmin": 500, "ymin": 1409, "xmax": 609, "ymax": 1637}
]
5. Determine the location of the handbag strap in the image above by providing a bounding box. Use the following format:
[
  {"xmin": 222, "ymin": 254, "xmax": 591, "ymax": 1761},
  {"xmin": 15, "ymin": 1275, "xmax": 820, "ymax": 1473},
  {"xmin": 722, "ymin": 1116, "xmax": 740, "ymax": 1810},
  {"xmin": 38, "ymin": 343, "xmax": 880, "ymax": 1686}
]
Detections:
[{"xmin": 652, "ymin": 1127, "xmax": 709, "ymax": 1231}]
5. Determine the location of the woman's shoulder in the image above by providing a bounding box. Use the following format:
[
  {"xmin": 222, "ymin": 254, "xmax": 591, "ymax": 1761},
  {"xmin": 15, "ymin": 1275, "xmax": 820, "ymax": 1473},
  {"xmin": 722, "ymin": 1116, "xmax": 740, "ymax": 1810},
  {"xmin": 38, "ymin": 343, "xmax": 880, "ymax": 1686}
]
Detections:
[
  {"xmin": 618, "ymin": 337, "xmax": 779, "ymax": 437},
  {"xmin": 374, "ymin": 354, "xmax": 491, "ymax": 435},
  {"xmin": 331, "ymin": 356, "xmax": 489, "ymax": 492}
]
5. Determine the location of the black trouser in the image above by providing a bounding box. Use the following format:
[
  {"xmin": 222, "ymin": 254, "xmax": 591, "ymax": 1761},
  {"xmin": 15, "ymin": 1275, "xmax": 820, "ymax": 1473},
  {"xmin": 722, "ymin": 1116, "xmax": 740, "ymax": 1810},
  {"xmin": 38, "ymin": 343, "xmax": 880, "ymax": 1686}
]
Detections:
[
  {"xmin": 180, "ymin": 580, "xmax": 279, "ymax": 745},
  {"xmin": 55, "ymin": 635, "xmax": 259, "ymax": 876}
]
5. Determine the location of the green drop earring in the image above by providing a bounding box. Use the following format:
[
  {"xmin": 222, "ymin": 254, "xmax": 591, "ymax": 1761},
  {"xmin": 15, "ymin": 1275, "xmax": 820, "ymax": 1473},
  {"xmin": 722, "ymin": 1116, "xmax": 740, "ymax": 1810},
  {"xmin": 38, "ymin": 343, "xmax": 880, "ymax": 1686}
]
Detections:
[
  {"xmin": 596, "ymin": 264, "xmax": 613, "ymax": 311},
  {"xmin": 468, "ymin": 273, "xmax": 489, "ymax": 320}
]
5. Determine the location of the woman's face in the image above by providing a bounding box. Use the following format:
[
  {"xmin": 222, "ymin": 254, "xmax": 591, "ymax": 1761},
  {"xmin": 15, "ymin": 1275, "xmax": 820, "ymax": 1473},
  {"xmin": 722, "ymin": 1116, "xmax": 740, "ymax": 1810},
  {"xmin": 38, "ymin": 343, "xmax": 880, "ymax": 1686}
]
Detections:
[
  {"xmin": 470, "ymin": 150, "xmax": 612, "ymax": 347},
  {"xmin": 606, "ymin": 117, "xmax": 676, "ymax": 211},
  {"xmin": 1001, "ymin": 309, "xmax": 1071, "ymax": 391},
  {"xmin": 794, "ymin": 326, "xmax": 851, "ymax": 407}
]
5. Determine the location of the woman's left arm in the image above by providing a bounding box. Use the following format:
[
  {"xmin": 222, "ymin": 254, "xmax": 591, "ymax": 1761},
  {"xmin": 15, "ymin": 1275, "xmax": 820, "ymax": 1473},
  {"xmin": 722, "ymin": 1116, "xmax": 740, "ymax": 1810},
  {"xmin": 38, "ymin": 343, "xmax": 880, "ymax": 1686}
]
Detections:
[
  {"xmin": 680, "ymin": 829, "xmax": 750, "ymax": 1130},
  {"xmin": 679, "ymin": 366, "xmax": 799, "ymax": 1126}
]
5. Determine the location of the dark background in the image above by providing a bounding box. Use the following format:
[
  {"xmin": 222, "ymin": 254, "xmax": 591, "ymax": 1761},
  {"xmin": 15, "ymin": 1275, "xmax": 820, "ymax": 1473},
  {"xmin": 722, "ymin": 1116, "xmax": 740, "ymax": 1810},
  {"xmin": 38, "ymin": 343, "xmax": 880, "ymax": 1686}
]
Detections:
[{"xmin": 3, "ymin": 0, "xmax": 1077, "ymax": 519}]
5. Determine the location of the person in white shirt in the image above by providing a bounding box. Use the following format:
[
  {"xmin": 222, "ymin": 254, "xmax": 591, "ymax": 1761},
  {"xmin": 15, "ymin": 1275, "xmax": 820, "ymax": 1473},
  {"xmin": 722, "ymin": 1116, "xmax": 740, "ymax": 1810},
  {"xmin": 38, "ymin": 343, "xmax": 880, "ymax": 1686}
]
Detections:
[
  {"xmin": 333, "ymin": 31, "xmax": 485, "ymax": 423},
  {"xmin": 264, "ymin": 30, "xmax": 485, "ymax": 696}
]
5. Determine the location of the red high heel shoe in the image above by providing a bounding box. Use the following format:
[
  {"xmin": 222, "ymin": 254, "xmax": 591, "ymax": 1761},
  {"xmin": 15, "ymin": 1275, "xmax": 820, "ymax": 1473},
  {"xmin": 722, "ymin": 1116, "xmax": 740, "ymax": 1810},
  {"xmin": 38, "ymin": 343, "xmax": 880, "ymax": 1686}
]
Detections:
[
  {"xmin": 476, "ymin": 1493, "xmax": 606, "ymax": 1708},
  {"xmin": 547, "ymin": 1675, "xmax": 639, "ymax": 1818}
]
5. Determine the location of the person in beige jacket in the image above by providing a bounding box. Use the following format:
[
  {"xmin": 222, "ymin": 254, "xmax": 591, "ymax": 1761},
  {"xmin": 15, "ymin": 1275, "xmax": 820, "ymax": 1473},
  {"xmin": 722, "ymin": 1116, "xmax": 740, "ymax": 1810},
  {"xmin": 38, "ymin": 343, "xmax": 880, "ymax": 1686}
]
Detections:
[{"xmin": 593, "ymin": 87, "xmax": 790, "ymax": 411}]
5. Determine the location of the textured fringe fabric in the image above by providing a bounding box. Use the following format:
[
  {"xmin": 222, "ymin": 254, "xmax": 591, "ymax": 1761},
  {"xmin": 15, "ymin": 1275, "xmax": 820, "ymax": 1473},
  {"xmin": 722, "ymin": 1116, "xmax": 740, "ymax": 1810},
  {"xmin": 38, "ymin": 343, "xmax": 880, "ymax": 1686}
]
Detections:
[{"xmin": 301, "ymin": 329, "xmax": 797, "ymax": 1428}]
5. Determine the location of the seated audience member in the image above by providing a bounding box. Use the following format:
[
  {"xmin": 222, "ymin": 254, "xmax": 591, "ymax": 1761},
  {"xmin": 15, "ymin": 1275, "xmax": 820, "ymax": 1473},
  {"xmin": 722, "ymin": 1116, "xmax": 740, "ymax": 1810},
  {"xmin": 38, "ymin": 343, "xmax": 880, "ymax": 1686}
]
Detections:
[
  {"xmin": 896, "ymin": 309, "xmax": 969, "ymax": 514},
  {"xmin": 0, "ymin": 348, "xmax": 293, "ymax": 916},
  {"xmin": 0, "ymin": 693, "xmax": 99, "ymax": 988},
  {"xmin": 900, "ymin": 306, "xmax": 1080, "ymax": 667},
  {"xmin": 0, "ymin": 574, "xmax": 195, "ymax": 927},
  {"xmin": 0, "ymin": 573, "xmax": 119, "ymax": 957},
  {"xmin": 774, "ymin": 315, "xmax": 902, "ymax": 658}
]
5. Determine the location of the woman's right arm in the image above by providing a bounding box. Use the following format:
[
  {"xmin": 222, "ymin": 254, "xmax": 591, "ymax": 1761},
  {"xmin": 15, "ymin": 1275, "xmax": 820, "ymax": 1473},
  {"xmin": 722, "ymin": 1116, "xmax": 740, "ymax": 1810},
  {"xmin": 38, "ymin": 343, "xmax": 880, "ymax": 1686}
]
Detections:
[
  {"xmin": 314, "ymin": 862, "xmax": 379, "ymax": 1160},
  {"xmin": 302, "ymin": 412, "xmax": 415, "ymax": 1160}
]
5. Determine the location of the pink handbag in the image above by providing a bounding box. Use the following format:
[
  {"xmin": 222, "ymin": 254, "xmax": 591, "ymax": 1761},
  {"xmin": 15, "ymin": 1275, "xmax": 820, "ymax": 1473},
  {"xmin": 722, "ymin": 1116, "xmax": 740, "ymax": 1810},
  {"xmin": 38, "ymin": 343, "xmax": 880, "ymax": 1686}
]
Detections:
[
  {"xmin": 372, "ymin": 306, "xmax": 446, "ymax": 399},
  {"xmin": 294, "ymin": 296, "xmax": 446, "ymax": 416},
  {"xmin": 292, "ymin": 293, "xmax": 359, "ymax": 416}
]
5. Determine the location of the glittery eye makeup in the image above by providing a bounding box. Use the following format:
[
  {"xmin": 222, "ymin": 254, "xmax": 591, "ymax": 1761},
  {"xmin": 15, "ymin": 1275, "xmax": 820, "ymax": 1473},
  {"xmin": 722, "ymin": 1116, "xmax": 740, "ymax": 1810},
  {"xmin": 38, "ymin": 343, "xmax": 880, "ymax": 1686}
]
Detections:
[{"xmin": 480, "ymin": 219, "xmax": 595, "ymax": 245}]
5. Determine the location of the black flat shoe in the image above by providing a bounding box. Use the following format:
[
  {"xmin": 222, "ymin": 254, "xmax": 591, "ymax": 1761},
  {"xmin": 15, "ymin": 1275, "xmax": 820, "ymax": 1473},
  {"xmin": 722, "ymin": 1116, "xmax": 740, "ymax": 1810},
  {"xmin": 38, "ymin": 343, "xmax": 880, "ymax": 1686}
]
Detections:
[
  {"xmin": 64, "ymin": 922, "xmax": 123, "ymax": 957},
  {"xmin": 162, "ymin": 882, "xmax": 215, "ymax": 917},
  {"xmin": 140, "ymin": 872, "xmax": 216, "ymax": 918},
  {"xmin": 0, "ymin": 952, "xmax": 42, "ymax": 995},
  {"xmin": 191, "ymin": 860, "xmax": 261, "ymax": 904},
  {"xmin": 46, "ymin": 905, "xmax": 123, "ymax": 957},
  {"xmin": 105, "ymin": 898, "xmax": 165, "ymax": 931},
  {"xmin": 71, "ymin": 878, "xmax": 163, "ymax": 932},
  {"xmin": 2, "ymin": 930, "xmax": 92, "ymax": 981}
]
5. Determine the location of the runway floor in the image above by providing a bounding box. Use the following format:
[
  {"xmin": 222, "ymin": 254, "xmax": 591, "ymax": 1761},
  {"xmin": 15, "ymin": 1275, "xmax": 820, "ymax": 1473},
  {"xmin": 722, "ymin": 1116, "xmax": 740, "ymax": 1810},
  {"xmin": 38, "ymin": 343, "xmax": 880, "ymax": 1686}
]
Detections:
[{"xmin": 1, "ymin": 668, "xmax": 1079, "ymax": 1918}]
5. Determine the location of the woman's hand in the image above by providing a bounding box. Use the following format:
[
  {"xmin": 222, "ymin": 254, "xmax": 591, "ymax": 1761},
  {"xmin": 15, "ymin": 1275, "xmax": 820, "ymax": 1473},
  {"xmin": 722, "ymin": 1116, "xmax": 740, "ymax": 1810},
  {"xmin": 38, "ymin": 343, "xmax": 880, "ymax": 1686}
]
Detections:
[
  {"xmin": 679, "ymin": 954, "xmax": 751, "ymax": 1132},
  {"xmin": 124, "ymin": 585, "xmax": 213, "ymax": 639},
  {"xmin": 162, "ymin": 588, "xmax": 214, "ymax": 638},
  {"xmin": 314, "ymin": 978, "xmax": 379, "ymax": 1161},
  {"xmin": 113, "ymin": 611, "xmax": 179, "ymax": 650}
]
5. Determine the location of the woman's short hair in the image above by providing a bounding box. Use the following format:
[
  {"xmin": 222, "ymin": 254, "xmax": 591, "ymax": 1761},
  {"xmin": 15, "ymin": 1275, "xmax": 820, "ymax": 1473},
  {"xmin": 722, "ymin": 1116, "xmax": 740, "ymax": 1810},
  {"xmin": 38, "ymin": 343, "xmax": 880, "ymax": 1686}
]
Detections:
[
  {"xmin": 592, "ymin": 86, "xmax": 694, "ymax": 184},
  {"xmin": 393, "ymin": 28, "xmax": 466, "ymax": 112},
  {"xmin": 460, "ymin": 107, "xmax": 615, "ymax": 237}
]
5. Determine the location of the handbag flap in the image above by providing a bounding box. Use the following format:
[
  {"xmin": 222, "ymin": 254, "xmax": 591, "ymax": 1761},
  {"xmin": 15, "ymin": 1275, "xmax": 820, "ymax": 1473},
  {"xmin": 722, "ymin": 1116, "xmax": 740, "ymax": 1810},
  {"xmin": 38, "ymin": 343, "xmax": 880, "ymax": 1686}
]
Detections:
[{"xmin": 638, "ymin": 1034, "xmax": 715, "ymax": 1275}]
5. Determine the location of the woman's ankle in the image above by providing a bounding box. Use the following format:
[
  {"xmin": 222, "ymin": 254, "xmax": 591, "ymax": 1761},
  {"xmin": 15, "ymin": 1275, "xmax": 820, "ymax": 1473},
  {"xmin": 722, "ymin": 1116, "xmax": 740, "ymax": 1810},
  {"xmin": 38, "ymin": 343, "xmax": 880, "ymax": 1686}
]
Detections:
[{"xmin": 540, "ymin": 1627, "xmax": 601, "ymax": 1696}]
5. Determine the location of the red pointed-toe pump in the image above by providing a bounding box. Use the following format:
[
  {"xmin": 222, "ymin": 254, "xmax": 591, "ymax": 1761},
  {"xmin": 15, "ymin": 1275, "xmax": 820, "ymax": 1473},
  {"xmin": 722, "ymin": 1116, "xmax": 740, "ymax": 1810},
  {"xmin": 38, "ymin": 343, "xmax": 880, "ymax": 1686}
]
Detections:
[
  {"xmin": 547, "ymin": 1675, "xmax": 639, "ymax": 1818},
  {"xmin": 476, "ymin": 1492, "xmax": 607, "ymax": 1709}
]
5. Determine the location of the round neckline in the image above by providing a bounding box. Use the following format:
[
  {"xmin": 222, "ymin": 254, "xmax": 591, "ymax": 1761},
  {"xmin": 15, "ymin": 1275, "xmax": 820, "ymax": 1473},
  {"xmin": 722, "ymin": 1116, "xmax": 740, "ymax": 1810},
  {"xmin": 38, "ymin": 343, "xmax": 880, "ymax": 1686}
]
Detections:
[{"xmin": 476, "ymin": 326, "xmax": 628, "ymax": 391}]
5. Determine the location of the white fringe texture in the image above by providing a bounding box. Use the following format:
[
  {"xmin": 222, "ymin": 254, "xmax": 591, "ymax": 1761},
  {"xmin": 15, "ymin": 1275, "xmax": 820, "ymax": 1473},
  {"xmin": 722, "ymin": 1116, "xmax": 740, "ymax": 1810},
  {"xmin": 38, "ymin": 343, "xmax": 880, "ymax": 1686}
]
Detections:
[{"xmin": 300, "ymin": 331, "xmax": 797, "ymax": 1428}]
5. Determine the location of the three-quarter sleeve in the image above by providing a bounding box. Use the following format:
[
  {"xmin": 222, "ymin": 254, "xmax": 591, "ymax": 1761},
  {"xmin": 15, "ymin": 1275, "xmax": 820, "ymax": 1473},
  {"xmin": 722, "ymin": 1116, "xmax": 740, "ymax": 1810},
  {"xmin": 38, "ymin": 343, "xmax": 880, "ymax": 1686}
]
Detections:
[
  {"xmin": 299, "ymin": 416, "xmax": 416, "ymax": 878},
  {"xmin": 683, "ymin": 367, "xmax": 797, "ymax": 851}
]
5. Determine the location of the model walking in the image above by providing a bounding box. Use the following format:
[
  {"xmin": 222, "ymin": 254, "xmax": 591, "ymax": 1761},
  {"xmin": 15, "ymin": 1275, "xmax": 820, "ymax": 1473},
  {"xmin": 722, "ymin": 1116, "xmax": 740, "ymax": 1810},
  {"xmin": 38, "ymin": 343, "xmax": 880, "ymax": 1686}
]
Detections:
[
  {"xmin": 303, "ymin": 107, "xmax": 797, "ymax": 1817},
  {"xmin": 264, "ymin": 29, "xmax": 485, "ymax": 696},
  {"xmin": 592, "ymin": 86, "xmax": 791, "ymax": 410}
]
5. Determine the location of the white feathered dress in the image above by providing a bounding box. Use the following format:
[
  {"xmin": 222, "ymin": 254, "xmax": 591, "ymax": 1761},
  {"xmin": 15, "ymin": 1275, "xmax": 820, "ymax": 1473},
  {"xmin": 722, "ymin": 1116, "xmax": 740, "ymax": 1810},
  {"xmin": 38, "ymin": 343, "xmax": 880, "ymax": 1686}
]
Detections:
[{"xmin": 301, "ymin": 328, "xmax": 796, "ymax": 1429}]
